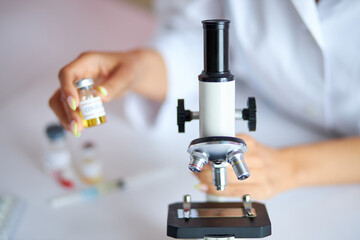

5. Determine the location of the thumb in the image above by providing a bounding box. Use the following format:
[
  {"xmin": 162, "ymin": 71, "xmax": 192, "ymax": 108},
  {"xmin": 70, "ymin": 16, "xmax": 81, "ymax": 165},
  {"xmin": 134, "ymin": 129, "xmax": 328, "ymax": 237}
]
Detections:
[{"xmin": 95, "ymin": 62, "xmax": 137, "ymax": 102}]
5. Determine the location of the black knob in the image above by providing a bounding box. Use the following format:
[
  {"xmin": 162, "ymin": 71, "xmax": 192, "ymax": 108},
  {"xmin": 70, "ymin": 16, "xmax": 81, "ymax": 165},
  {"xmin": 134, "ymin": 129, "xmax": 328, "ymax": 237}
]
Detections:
[
  {"xmin": 177, "ymin": 99, "xmax": 193, "ymax": 133},
  {"xmin": 242, "ymin": 97, "xmax": 257, "ymax": 131}
]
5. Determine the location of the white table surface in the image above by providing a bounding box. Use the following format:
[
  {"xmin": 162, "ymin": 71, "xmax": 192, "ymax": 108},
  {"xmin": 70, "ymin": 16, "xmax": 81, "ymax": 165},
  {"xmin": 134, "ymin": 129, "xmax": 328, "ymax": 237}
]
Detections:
[{"xmin": 0, "ymin": 0, "xmax": 359, "ymax": 239}]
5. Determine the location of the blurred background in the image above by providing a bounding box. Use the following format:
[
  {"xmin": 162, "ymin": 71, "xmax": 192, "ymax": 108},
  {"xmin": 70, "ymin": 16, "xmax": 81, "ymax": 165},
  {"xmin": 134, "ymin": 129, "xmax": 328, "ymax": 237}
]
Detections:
[{"xmin": 0, "ymin": 0, "xmax": 359, "ymax": 240}]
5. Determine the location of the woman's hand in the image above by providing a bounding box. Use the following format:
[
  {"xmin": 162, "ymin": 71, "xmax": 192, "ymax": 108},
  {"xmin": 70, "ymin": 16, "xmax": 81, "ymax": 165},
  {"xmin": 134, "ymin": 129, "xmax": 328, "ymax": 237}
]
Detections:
[
  {"xmin": 195, "ymin": 134, "xmax": 295, "ymax": 200},
  {"xmin": 49, "ymin": 49, "xmax": 167, "ymax": 136}
]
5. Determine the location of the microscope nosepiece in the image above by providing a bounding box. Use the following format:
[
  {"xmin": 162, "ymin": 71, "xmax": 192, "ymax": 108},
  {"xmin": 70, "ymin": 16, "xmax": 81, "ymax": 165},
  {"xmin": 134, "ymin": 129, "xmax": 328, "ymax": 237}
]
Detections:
[
  {"xmin": 188, "ymin": 151, "xmax": 209, "ymax": 173},
  {"xmin": 227, "ymin": 150, "xmax": 250, "ymax": 180}
]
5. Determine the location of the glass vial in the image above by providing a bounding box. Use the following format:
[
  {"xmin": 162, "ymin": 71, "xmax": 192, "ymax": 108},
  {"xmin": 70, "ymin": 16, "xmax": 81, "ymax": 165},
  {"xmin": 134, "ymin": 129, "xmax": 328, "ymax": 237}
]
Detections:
[
  {"xmin": 44, "ymin": 124, "xmax": 75, "ymax": 188},
  {"xmin": 74, "ymin": 78, "xmax": 107, "ymax": 128},
  {"xmin": 79, "ymin": 142, "xmax": 103, "ymax": 184}
]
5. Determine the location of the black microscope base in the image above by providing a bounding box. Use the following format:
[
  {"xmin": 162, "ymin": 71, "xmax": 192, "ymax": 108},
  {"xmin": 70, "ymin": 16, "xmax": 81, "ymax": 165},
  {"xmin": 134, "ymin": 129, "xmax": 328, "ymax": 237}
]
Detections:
[{"xmin": 167, "ymin": 202, "xmax": 271, "ymax": 239}]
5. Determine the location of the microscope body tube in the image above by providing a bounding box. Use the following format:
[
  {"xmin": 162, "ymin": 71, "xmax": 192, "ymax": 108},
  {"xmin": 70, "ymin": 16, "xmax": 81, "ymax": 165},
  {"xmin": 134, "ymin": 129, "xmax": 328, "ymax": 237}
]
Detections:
[
  {"xmin": 186, "ymin": 20, "xmax": 251, "ymax": 194},
  {"xmin": 199, "ymin": 20, "xmax": 235, "ymax": 193},
  {"xmin": 199, "ymin": 81, "xmax": 235, "ymax": 137},
  {"xmin": 199, "ymin": 20, "xmax": 235, "ymax": 138}
]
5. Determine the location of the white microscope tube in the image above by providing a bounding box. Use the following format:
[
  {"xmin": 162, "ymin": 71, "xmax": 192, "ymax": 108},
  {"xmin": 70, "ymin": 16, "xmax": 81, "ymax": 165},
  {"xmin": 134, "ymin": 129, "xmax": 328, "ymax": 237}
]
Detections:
[{"xmin": 199, "ymin": 80, "xmax": 235, "ymax": 137}]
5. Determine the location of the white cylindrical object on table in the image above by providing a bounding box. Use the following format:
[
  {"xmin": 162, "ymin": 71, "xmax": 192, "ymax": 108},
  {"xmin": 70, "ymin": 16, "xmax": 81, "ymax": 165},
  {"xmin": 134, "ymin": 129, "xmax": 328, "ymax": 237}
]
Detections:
[{"xmin": 199, "ymin": 81, "xmax": 235, "ymax": 137}]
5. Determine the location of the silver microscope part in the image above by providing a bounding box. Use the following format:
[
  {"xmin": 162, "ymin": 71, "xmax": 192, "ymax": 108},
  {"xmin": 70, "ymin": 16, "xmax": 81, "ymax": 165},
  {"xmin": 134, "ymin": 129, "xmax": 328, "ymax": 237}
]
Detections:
[
  {"xmin": 188, "ymin": 151, "xmax": 209, "ymax": 173},
  {"xmin": 183, "ymin": 195, "xmax": 191, "ymax": 219},
  {"xmin": 188, "ymin": 139, "xmax": 247, "ymax": 162},
  {"xmin": 243, "ymin": 194, "xmax": 256, "ymax": 217},
  {"xmin": 191, "ymin": 111, "xmax": 200, "ymax": 120},
  {"xmin": 227, "ymin": 150, "xmax": 250, "ymax": 180},
  {"xmin": 235, "ymin": 109, "xmax": 243, "ymax": 120},
  {"xmin": 188, "ymin": 139, "xmax": 248, "ymax": 190},
  {"xmin": 211, "ymin": 162, "xmax": 228, "ymax": 191}
]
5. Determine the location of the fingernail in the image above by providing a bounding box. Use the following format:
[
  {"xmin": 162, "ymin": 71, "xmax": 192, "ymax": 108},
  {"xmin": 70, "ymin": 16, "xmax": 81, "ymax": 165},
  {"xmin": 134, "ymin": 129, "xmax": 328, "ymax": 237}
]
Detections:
[
  {"xmin": 71, "ymin": 121, "xmax": 78, "ymax": 136},
  {"xmin": 194, "ymin": 183, "xmax": 208, "ymax": 192},
  {"xmin": 98, "ymin": 86, "xmax": 108, "ymax": 97},
  {"xmin": 67, "ymin": 96, "xmax": 76, "ymax": 111},
  {"xmin": 75, "ymin": 132, "xmax": 82, "ymax": 138}
]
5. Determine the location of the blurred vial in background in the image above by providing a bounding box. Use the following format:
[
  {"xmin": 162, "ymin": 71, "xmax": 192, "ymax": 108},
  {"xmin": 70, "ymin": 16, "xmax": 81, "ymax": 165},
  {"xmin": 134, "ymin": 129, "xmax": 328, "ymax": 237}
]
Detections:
[
  {"xmin": 75, "ymin": 78, "xmax": 107, "ymax": 128},
  {"xmin": 44, "ymin": 124, "xmax": 75, "ymax": 188},
  {"xmin": 79, "ymin": 142, "xmax": 103, "ymax": 185}
]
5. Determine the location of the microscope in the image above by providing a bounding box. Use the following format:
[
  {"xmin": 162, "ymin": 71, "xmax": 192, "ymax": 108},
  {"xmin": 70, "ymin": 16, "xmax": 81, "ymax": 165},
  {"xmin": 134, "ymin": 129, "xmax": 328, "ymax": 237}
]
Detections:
[{"xmin": 167, "ymin": 20, "xmax": 271, "ymax": 239}]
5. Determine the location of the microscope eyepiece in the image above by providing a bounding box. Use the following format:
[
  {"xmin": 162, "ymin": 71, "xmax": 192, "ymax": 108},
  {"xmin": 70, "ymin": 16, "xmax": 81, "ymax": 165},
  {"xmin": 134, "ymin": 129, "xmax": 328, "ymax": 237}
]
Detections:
[
  {"xmin": 199, "ymin": 19, "xmax": 234, "ymax": 82},
  {"xmin": 202, "ymin": 19, "xmax": 229, "ymax": 73}
]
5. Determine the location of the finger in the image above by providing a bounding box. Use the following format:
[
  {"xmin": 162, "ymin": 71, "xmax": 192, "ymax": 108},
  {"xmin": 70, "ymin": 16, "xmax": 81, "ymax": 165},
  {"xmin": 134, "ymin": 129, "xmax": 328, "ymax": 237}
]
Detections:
[
  {"xmin": 49, "ymin": 89, "xmax": 83, "ymax": 137},
  {"xmin": 63, "ymin": 100, "xmax": 84, "ymax": 137},
  {"xmin": 60, "ymin": 91, "xmax": 75, "ymax": 123},
  {"xmin": 58, "ymin": 52, "xmax": 105, "ymax": 110},
  {"xmin": 49, "ymin": 89, "xmax": 71, "ymax": 130},
  {"xmin": 69, "ymin": 116, "xmax": 83, "ymax": 137},
  {"xmin": 58, "ymin": 64, "xmax": 81, "ymax": 110},
  {"xmin": 94, "ymin": 61, "xmax": 135, "ymax": 102}
]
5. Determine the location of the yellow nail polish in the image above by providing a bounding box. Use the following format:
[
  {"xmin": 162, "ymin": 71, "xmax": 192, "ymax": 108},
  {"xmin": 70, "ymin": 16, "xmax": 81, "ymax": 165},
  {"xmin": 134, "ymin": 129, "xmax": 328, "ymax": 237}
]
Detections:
[
  {"xmin": 75, "ymin": 132, "xmax": 81, "ymax": 138},
  {"xmin": 194, "ymin": 183, "xmax": 208, "ymax": 192},
  {"xmin": 72, "ymin": 98, "xmax": 76, "ymax": 111},
  {"xmin": 67, "ymin": 96, "xmax": 76, "ymax": 111},
  {"xmin": 98, "ymin": 86, "xmax": 108, "ymax": 97},
  {"xmin": 73, "ymin": 122, "xmax": 78, "ymax": 136}
]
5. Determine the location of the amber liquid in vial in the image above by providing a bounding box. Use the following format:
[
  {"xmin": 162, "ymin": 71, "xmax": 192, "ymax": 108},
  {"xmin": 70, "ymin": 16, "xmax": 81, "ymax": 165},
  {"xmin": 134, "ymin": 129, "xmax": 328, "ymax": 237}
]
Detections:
[
  {"xmin": 80, "ymin": 112, "xmax": 107, "ymax": 128},
  {"xmin": 78, "ymin": 142, "xmax": 103, "ymax": 184},
  {"xmin": 78, "ymin": 158, "xmax": 103, "ymax": 184}
]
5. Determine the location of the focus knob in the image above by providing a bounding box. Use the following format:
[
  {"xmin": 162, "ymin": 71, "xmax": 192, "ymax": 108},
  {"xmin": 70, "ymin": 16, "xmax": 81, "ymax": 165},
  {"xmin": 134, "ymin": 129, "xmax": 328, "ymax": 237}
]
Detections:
[
  {"xmin": 242, "ymin": 97, "xmax": 257, "ymax": 131},
  {"xmin": 177, "ymin": 99, "xmax": 193, "ymax": 133}
]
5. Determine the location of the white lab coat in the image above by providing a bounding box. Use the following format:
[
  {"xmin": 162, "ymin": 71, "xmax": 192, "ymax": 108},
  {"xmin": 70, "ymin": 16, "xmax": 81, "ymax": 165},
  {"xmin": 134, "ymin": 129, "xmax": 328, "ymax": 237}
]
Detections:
[{"xmin": 125, "ymin": 0, "xmax": 360, "ymax": 138}]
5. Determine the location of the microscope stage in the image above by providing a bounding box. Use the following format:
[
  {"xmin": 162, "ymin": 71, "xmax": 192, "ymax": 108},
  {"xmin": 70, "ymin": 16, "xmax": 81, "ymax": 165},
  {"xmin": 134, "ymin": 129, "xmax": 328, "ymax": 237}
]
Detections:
[{"xmin": 167, "ymin": 201, "xmax": 271, "ymax": 239}]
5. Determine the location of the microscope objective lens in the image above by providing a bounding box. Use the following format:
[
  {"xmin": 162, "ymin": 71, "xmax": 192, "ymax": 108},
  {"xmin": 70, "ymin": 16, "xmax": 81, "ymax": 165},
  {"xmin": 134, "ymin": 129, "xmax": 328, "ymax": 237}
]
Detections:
[
  {"xmin": 211, "ymin": 162, "xmax": 227, "ymax": 191},
  {"xmin": 227, "ymin": 150, "xmax": 250, "ymax": 180},
  {"xmin": 188, "ymin": 151, "xmax": 208, "ymax": 173}
]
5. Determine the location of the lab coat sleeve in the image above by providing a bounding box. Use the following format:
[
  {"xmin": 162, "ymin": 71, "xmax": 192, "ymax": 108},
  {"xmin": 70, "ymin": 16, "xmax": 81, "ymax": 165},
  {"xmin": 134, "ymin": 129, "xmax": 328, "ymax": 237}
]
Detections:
[{"xmin": 122, "ymin": 0, "xmax": 223, "ymax": 136}]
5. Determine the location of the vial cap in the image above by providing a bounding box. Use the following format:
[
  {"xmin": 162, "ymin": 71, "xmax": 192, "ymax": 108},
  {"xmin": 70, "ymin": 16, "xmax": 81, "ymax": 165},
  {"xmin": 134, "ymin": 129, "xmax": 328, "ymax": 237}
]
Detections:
[
  {"xmin": 74, "ymin": 78, "xmax": 94, "ymax": 89},
  {"xmin": 46, "ymin": 124, "xmax": 65, "ymax": 140},
  {"xmin": 83, "ymin": 141, "xmax": 95, "ymax": 149},
  {"xmin": 83, "ymin": 141, "xmax": 96, "ymax": 158}
]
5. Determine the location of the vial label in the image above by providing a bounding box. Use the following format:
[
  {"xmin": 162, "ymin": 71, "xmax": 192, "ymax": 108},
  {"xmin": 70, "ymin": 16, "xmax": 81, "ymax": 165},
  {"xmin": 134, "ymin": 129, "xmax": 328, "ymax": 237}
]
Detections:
[
  {"xmin": 81, "ymin": 161, "xmax": 102, "ymax": 178},
  {"xmin": 44, "ymin": 150, "xmax": 71, "ymax": 171},
  {"xmin": 79, "ymin": 97, "xmax": 106, "ymax": 120}
]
